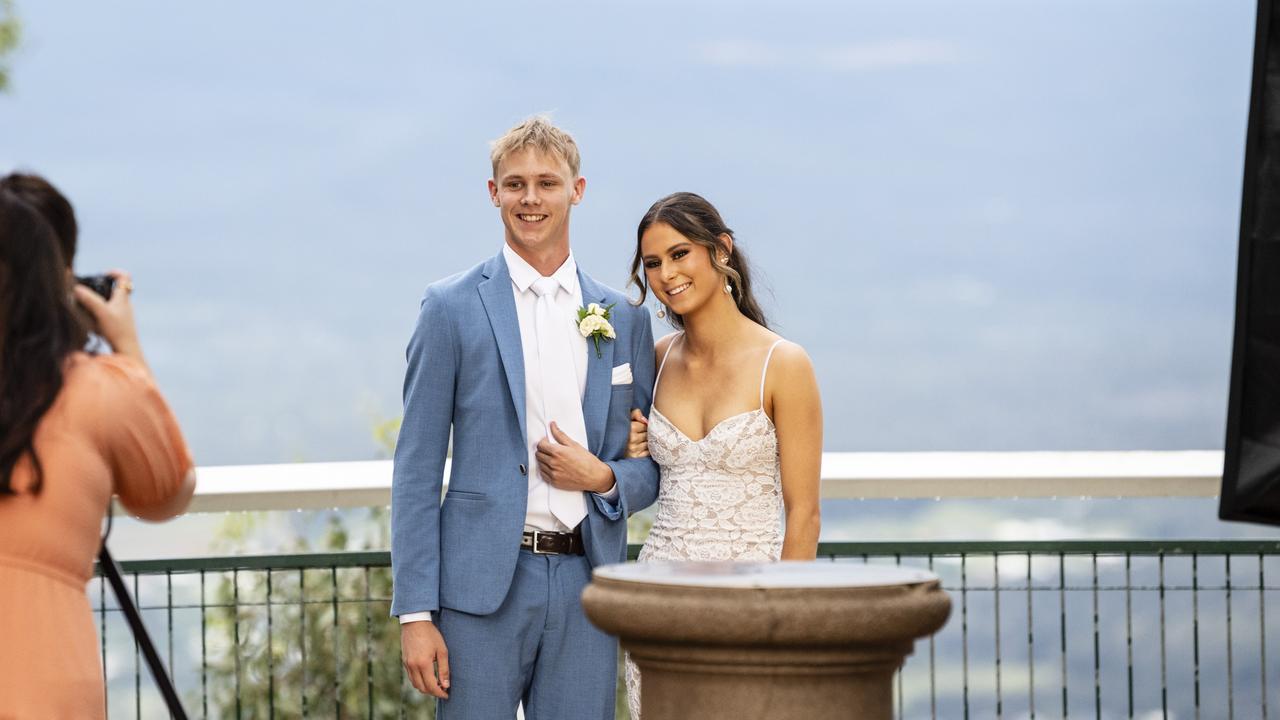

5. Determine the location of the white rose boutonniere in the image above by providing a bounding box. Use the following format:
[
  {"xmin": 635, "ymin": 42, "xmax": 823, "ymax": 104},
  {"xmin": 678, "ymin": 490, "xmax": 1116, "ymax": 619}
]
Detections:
[{"xmin": 577, "ymin": 303, "xmax": 617, "ymax": 358}]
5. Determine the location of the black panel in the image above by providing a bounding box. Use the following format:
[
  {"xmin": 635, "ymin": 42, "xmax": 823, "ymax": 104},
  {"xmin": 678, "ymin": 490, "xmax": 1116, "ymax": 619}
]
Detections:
[{"xmin": 1221, "ymin": 0, "xmax": 1280, "ymax": 525}]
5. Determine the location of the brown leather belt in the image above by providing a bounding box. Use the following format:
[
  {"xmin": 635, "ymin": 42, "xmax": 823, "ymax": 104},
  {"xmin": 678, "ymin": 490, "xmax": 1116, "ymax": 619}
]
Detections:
[{"xmin": 521, "ymin": 529, "xmax": 585, "ymax": 556}]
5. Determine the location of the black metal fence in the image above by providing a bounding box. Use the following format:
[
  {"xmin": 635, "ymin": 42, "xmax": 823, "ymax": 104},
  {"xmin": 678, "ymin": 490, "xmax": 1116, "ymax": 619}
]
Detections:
[{"xmin": 93, "ymin": 540, "xmax": 1280, "ymax": 719}]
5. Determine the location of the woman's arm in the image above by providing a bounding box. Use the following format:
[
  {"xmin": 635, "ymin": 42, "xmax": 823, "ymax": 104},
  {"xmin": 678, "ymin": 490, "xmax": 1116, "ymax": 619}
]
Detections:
[
  {"xmin": 624, "ymin": 332, "xmax": 681, "ymax": 459},
  {"xmin": 771, "ymin": 342, "xmax": 823, "ymax": 560},
  {"xmin": 129, "ymin": 468, "xmax": 196, "ymax": 522}
]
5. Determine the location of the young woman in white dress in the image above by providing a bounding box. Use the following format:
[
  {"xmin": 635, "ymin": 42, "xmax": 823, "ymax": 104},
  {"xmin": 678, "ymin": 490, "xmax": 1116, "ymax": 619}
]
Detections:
[{"xmin": 621, "ymin": 192, "xmax": 823, "ymax": 717}]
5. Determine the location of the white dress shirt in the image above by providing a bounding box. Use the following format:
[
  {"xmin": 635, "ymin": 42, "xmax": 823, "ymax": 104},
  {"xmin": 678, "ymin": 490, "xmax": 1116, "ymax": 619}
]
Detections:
[
  {"xmin": 504, "ymin": 243, "xmax": 591, "ymax": 533},
  {"xmin": 399, "ymin": 245, "xmax": 616, "ymax": 624}
]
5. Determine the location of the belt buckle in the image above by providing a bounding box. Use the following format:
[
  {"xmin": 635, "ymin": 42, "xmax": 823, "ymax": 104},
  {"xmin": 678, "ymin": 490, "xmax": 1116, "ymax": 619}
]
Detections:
[{"xmin": 531, "ymin": 531, "xmax": 555, "ymax": 555}]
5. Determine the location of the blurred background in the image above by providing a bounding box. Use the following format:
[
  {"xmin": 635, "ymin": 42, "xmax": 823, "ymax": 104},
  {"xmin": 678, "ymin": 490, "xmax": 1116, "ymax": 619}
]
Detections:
[
  {"xmin": 5, "ymin": 2, "xmax": 1277, "ymax": 716},
  {"xmin": 1, "ymin": 0, "xmax": 1253, "ymax": 464},
  {"xmin": 3, "ymin": 0, "xmax": 1274, "ymax": 555}
]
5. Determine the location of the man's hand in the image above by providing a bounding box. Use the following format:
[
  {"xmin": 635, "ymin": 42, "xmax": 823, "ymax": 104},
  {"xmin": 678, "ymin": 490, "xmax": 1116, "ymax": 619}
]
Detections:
[
  {"xmin": 537, "ymin": 422, "xmax": 614, "ymax": 493},
  {"xmin": 401, "ymin": 621, "xmax": 450, "ymax": 699}
]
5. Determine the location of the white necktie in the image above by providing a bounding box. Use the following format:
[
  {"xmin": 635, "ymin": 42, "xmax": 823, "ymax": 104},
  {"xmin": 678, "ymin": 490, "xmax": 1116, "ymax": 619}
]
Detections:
[{"xmin": 531, "ymin": 277, "xmax": 588, "ymax": 528}]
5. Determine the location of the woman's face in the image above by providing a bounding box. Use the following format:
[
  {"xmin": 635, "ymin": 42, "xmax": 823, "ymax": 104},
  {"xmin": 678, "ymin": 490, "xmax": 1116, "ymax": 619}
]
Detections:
[{"xmin": 640, "ymin": 222, "xmax": 725, "ymax": 318}]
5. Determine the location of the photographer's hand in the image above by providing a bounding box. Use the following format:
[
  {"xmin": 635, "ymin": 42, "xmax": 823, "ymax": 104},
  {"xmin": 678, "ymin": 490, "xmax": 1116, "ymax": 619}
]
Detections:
[{"xmin": 72, "ymin": 270, "xmax": 147, "ymax": 368}]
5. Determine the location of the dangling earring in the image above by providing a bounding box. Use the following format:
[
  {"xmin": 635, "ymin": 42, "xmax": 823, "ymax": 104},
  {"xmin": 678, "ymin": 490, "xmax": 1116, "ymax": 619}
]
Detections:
[
  {"xmin": 724, "ymin": 280, "xmax": 733, "ymax": 295},
  {"xmin": 655, "ymin": 300, "xmax": 667, "ymax": 319}
]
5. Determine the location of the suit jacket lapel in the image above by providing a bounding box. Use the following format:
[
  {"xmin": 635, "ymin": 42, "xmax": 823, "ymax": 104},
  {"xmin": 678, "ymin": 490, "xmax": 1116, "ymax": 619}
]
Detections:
[
  {"xmin": 478, "ymin": 253, "xmax": 527, "ymax": 440},
  {"xmin": 578, "ymin": 270, "xmax": 614, "ymax": 456}
]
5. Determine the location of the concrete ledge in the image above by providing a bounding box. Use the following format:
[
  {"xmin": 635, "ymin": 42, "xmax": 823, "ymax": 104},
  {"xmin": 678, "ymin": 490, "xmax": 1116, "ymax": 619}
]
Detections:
[{"xmin": 154, "ymin": 451, "xmax": 1223, "ymax": 514}]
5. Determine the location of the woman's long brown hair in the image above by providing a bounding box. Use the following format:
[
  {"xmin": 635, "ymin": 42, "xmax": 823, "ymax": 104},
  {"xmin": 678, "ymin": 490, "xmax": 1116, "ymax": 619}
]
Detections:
[{"xmin": 0, "ymin": 189, "xmax": 88, "ymax": 493}]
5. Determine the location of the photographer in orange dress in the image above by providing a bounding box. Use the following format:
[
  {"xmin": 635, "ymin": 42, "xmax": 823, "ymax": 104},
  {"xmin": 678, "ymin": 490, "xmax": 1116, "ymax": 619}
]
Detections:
[{"xmin": 0, "ymin": 173, "xmax": 195, "ymax": 718}]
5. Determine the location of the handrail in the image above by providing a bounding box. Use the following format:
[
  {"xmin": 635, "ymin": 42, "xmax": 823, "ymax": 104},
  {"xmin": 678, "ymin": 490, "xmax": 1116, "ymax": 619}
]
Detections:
[
  {"xmin": 96, "ymin": 538, "xmax": 1280, "ymax": 575},
  {"xmin": 174, "ymin": 450, "xmax": 1224, "ymax": 513}
]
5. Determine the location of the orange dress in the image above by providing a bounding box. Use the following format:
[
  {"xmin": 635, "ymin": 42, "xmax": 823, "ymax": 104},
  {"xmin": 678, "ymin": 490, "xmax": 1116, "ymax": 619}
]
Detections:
[{"xmin": 0, "ymin": 353, "xmax": 193, "ymax": 719}]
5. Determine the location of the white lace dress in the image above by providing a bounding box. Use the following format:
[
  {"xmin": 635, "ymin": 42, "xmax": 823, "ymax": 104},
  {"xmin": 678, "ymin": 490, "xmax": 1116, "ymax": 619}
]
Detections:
[{"xmin": 624, "ymin": 337, "xmax": 785, "ymax": 719}]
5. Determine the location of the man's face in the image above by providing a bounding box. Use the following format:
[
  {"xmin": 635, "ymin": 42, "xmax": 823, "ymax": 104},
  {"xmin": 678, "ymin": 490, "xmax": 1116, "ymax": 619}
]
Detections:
[{"xmin": 488, "ymin": 148, "xmax": 585, "ymax": 257}]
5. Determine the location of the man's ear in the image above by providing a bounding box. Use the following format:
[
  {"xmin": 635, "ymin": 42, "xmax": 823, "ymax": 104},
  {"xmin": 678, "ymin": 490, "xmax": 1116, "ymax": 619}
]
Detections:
[
  {"xmin": 570, "ymin": 176, "xmax": 586, "ymax": 206},
  {"xmin": 487, "ymin": 179, "xmax": 500, "ymax": 207}
]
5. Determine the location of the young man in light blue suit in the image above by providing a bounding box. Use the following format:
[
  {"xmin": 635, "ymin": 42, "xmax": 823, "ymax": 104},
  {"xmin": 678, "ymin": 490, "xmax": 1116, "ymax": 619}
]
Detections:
[{"xmin": 391, "ymin": 116, "xmax": 660, "ymax": 719}]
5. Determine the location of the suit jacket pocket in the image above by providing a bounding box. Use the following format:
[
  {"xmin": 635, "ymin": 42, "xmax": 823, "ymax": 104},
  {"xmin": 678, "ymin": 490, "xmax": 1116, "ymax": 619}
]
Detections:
[
  {"xmin": 444, "ymin": 489, "xmax": 487, "ymax": 502},
  {"xmin": 609, "ymin": 384, "xmax": 634, "ymax": 421},
  {"xmin": 605, "ymin": 384, "xmax": 634, "ymax": 455}
]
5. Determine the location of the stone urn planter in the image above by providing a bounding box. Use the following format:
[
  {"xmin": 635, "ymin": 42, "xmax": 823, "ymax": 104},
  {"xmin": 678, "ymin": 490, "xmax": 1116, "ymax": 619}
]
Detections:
[{"xmin": 583, "ymin": 561, "xmax": 951, "ymax": 720}]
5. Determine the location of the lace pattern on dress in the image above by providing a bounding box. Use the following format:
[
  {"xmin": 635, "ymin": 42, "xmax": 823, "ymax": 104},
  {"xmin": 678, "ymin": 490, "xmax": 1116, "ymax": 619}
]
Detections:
[{"xmin": 624, "ymin": 335, "xmax": 784, "ymax": 719}]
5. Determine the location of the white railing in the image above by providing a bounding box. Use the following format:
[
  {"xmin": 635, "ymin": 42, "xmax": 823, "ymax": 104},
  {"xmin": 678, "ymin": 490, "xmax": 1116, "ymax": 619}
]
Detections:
[{"xmin": 181, "ymin": 450, "xmax": 1223, "ymax": 513}]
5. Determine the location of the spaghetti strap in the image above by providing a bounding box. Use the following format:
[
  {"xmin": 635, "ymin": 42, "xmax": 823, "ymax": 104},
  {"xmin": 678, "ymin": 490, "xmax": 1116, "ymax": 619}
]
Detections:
[
  {"xmin": 759, "ymin": 339, "xmax": 785, "ymax": 408},
  {"xmin": 654, "ymin": 332, "xmax": 685, "ymax": 397}
]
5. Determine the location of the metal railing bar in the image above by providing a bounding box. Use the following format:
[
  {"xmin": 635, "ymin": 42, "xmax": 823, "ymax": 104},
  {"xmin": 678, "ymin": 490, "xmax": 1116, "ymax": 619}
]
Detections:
[
  {"xmin": 233, "ymin": 569, "xmax": 241, "ymax": 720},
  {"xmin": 929, "ymin": 552, "xmax": 938, "ymax": 720},
  {"xmin": 364, "ymin": 566, "xmax": 374, "ymax": 720},
  {"xmin": 895, "ymin": 553, "xmax": 904, "ymax": 720},
  {"xmin": 105, "ymin": 551, "xmax": 393, "ymax": 574},
  {"xmin": 1226, "ymin": 555, "xmax": 1235, "ymax": 720},
  {"xmin": 1090, "ymin": 554, "xmax": 1100, "ymax": 719},
  {"xmin": 1159, "ymin": 554, "xmax": 1167, "ymax": 719},
  {"xmin": 995, "ymin": 552, "xmax": 1004, "ymax": 719},
  {"xmin": 1124, "ymin": 554, "xmax": 1133, "ymax": 720},
  {"xmin": 299, "ymin": 569, "xmax": 308, "ymax": 719},
  {"xmin": 166, "ymin": 570, "xmax": 175, "ymax": 720},
  {"xmin": 1261, "ymin": 554, "xmax": 1269, "ymax": 720},
  {"xmin": 819, "ymin": 540, "xmax": 1280, "ymax": 555},
  {"xmin": 1026, "ymin": 552, "xmax": 1036, "ymax": 720},
  {"xmin": 962, "ymin": 553, "xmax": 970, "ymax": 720},
  {"xmin": 1193, "ymin": 554, "xmax": 1201, "ymax": 720},
  {"xmin": 96, "ymin": 541, "xmax": 1280, "ymax": 576},
  {"xmin": 133, "ymin": 573, "xmax": 141, "ymax": 720},
  {"xmin": 1059, "ymin": 554, "xmax": 1068, "ymax": 720},
  {"xmin": 331, "ymin": 566, "xmax": 341, "ymax": 719},
  {"xmin": 267, "ymin": 569, "xmax": 275, "ymax": 720},
  {"xmin": 200, "ymin": 571, "xmax": 207, "ymax": 720}
]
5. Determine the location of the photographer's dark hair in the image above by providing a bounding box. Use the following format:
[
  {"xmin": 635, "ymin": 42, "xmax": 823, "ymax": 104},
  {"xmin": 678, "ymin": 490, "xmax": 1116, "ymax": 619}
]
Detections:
[
  {"xmin": 0, "ymin": 189, "xmax": 88, "ymax": 494},
  {"xmin": 0, "ymin": 173, "xmax": 78, "ymax": 267},
  {"xmin": 629, "ymin": 192, "xmax": 768, "ymax": 330}
]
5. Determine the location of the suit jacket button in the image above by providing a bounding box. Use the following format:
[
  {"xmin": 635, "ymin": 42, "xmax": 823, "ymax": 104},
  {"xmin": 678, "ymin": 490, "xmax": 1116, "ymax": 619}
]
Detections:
[{"xmin": 519, "ymin": 464, "xmax": 527, "ymax": 475}]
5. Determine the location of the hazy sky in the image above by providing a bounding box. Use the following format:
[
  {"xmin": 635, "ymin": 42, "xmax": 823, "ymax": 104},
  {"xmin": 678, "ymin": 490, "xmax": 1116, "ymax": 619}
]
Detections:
[{"xmin": 0, "ymin": 0, "xmax": 1257, "ymax": 464}]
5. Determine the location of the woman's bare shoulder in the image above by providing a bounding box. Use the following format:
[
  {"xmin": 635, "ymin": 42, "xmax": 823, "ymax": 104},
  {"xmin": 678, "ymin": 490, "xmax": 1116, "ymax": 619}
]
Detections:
[
  {"xmin": 762, "ymin": 335, "xmax": 814, "ymax": 378},
  {"xmin": 654, "ymin": 331, "xmax": 683, "ymax": 365}
]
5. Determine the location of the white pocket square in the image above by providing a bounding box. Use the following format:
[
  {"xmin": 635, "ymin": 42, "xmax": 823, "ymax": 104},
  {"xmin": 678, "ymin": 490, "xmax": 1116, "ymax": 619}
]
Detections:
[{"xmin": 611, "ymin": 363, "xmax": 633, "ymax": 385}]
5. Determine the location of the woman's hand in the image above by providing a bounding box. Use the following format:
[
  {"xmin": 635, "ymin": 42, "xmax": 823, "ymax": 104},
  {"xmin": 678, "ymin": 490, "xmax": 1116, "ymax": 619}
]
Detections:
[
  {"xmin": 72, "ymin": 270, "xmax": 146, "ymax": 367},
  {"xmin": 625, "ymin": 408, "xmax": 650, "ymax": 459}
]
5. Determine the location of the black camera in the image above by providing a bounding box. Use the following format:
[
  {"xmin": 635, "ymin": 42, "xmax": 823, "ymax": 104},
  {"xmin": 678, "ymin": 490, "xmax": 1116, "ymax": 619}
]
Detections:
[{"xmin": 75, "ymin": 274, "xmax": 116, "ymax": 300}]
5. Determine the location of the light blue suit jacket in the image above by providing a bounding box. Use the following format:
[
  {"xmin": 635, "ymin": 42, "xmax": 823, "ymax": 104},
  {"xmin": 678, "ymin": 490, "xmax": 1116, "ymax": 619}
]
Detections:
[{"xmin": 390, "ymin": 251, "xmax": 660, "ymax": 617}]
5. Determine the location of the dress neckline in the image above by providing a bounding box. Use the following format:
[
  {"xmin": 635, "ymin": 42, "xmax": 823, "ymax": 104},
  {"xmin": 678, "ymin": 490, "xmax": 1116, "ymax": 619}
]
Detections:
[
  {"xmin": 650, "ymin": 332, "xmax": 786, "ymax": 444},
  {"xmin": 649, "ymin": 405, "xmax": 774, "ymax": 445}
]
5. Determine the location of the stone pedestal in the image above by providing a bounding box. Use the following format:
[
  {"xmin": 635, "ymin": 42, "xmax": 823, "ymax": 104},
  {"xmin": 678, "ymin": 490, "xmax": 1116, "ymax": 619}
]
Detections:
[{"xmin": 582, "ymin": 561, "xmax": 950, "ymax": 720}]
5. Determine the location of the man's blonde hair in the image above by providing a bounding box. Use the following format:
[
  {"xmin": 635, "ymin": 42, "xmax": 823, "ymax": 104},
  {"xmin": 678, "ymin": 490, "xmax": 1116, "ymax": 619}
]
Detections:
[{"xmin": 489, "ymin": 115, "xmax": 581, "ymax": 179}]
